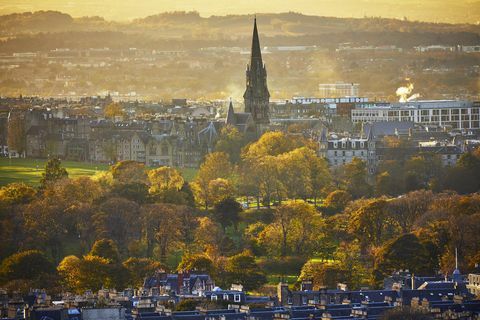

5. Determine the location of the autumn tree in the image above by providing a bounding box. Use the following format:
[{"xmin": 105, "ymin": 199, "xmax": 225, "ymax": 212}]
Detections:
[
  {"xmin": 192, "ymin": 152, "xmax": 233, "ymax": 209},
  {"xmin": 388, "ymin": 190, "xmax": 434, "ymax": 233},
  {"xmin": 141, "ymin": 204, "xmax": 193, "ymax": 262},
  {"xmin": 110, "ymin": 160, "xmax": 148, "ymax": 184},
  {"xmin": 374, "ymin": 233, "xmax": 437, "ymax": 285},
  {"xmin": 340, "ymin": 158, "xmax": 372, "ymax": 198},
  {"xmin": 194, "ymin": 216, "xmax": 224, "ymax": 254},
  {"xmin": 214, "ymin": 125, "xmax": 245, "ymax": 164},
  {"xmin": 89, "ymin": 239, "xmax": 120, "ymax": 263},
  {"xmin": 0, "ymin": 183, "xmax": 36, "ymax": 205},
  {"xmin": 0, "ymin": 250, "xmax": 54, "ymax": 284},
  {"xmin": 348, "ymin": 198, "xmax": 396, "ymax": 250},
  {"xmin": 104, "ymin": 102, "xmax": 125, "ymax": 119},
  {"xmin": 298, "ymin": 260, "xmax": 349, "ymax": 290},
  {"xmin": 123, "ymin": 257, "xmax": 165, "ymax": 287},
  {"xmin": 261, "ymin": 201, "xmax": 324, "ymax": 257},
  {"xmin": 324, "ymin": 190, "xmax": 352, "ymax": 213},
  {"xmin": 148, "ymin": 166, "xmax": 183, "ymax": 191},
  {"xmin": 177, "ymin": 254, "xmax": 214, "ymax": 274},
  {"xmin": 147, "ymin": 166, "xmax": 191, "ymax": 204},
  {"xmin": 222, "ymin": 251, "xmax": 266, "ymax": 291},
  {"xmin": 94, "ymin": 198, "xmax": 141, "ymax": 255}
]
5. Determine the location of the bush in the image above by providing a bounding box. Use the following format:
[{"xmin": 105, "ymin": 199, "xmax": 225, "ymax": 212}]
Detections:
[{"xmin": 257, "ymin": 256, "xmax": 307, "ymax": 275}]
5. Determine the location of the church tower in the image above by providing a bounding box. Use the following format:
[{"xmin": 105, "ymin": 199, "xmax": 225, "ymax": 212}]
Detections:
[{"xmin": 243, "ymin": 18, "xmax": 270, "ymax": 125}]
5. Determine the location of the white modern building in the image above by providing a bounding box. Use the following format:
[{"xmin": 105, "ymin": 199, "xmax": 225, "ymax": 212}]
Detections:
[
  {"xmin": 351, "ymin": 100, "xmax": 480, "ymax": 130},
  {"xmin": 318, "ymin": 82, "xmax": 360, "ymax": 98}
]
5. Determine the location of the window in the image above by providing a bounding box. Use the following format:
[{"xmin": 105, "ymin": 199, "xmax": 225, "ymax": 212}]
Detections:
[
  {"xmin": 211, "ymin": 294, "xmax": 217, "ymax": 301},
  {"xmin": 223, "ymin": 294, "xmax": 229, "ymax": 300},
  {"xmin": 302, "ymin": 296, "xmax": 307, "ymax": 305},
  {"xmin": 234, "ymin": 294, "xmax": 241, "ymax": 302}
]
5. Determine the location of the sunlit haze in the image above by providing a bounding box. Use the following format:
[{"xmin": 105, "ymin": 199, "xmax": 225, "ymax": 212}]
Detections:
[{"xmin": 0, "ymin": 0, "xmax": 478, "ymax": 23}]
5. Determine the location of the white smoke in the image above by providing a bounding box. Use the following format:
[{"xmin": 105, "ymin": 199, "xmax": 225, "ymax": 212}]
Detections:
[
  {"xmin": 406, "ymin": 93, "xmax": 421, "ymax": 102},
  {"xmin": 396, "ymin": 83, "xmax": 414, "ymax": 103}
]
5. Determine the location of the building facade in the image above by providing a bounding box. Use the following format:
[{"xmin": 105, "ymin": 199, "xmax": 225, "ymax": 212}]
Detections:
[{"xmin": 351, "ymin": 100, "xmax": 480, "ymax": 130}]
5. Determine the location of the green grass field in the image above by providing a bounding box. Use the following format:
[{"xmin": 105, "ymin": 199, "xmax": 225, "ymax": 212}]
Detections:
[{"xmin": 0, "ymin": 158, "xmax": 197, "ymax": 186}]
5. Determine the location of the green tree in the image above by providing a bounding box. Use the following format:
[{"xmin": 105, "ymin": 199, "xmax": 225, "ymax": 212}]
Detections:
[
  {"xmin": 213, "ymin": 197, "xmax": 242, "ymax": 231},
  {"xmin": 223, "ymin": 251, "xmax": 266, "ymax": 291},
  {"xmin": 40, "ymin": 158, "xmax": 68, "ymax": 188},
  {"xmin": 89, "ymin": 239, "xmax": 120, "ymax": 263}
]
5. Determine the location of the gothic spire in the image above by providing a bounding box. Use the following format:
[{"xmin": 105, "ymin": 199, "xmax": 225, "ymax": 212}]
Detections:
[{"xmin": 250, "ymin": 17, "xmax": 263, "ymax": 65}]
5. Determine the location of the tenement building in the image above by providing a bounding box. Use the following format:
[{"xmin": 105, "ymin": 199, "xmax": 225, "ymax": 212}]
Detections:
[{"xmin": 351, "ymin": 100, "xmax": 480, "ymax": 130}]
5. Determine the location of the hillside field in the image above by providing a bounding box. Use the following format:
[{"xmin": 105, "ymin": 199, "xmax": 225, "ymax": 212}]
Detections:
[{"xmin": 0, "ymin": 158, "xmax": 197, "ymax": 186}]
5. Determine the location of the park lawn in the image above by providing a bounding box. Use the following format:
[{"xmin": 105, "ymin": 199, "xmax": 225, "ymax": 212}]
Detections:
[
  {"xmin": 267, "ymin": 274, "xmax": 298, "ymax": 285},
  {"xmin": 0, "ymin": 158, "xmax": 197, "ymax": 186}
]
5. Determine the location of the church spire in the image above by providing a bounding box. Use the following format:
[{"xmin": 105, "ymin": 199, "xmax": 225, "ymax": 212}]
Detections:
[
  {"xmin": 243, "ymin": 17, "xmax": 270, "ymax": 125},
  {"xmin": 250, "ymin": 17, "xmax": 263, "ymax": 64}
]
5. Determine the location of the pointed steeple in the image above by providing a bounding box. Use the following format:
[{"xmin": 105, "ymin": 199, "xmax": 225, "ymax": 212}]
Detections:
[
  {"xmin": 250, "ymin": 17, "xmax": 263, "ymax": 64},
  {"xmin": 243, "ymin": 17, "xmax": 270, "ymax": 125},
  {"xmin": 226, "ymin": 98, "xmax": 235, "ymax": 125}
]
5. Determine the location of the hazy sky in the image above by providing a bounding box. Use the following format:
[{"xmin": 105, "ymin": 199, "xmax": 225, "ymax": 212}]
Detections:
[{"xmin": 0, "ymin": 0, "xmax": 478, "ymax": 23}]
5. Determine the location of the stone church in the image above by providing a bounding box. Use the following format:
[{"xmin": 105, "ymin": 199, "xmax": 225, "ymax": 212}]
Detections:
[{"xmin": 226, "ymin": 18, "xmax": 270, "ymax": 134}]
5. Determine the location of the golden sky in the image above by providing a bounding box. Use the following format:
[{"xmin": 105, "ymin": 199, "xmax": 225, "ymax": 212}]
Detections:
[{"xmin": 0, "ymin": 0, "xmax": 477, "ymax": 23}]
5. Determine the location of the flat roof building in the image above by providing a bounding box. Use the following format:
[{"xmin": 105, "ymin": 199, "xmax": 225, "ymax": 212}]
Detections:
[{"xmin": 351, "ymin": 100, "xmax": 479, "ymax": 130}]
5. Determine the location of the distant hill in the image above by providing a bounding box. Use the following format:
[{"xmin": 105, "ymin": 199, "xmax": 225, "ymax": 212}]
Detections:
[
  {"xmin": 1, "ymin": 11, "xmax": 479, "ymax": 36},
  {"xmin": 0, "ymin": 11, "xmax": 479, "ymax": 53}
]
